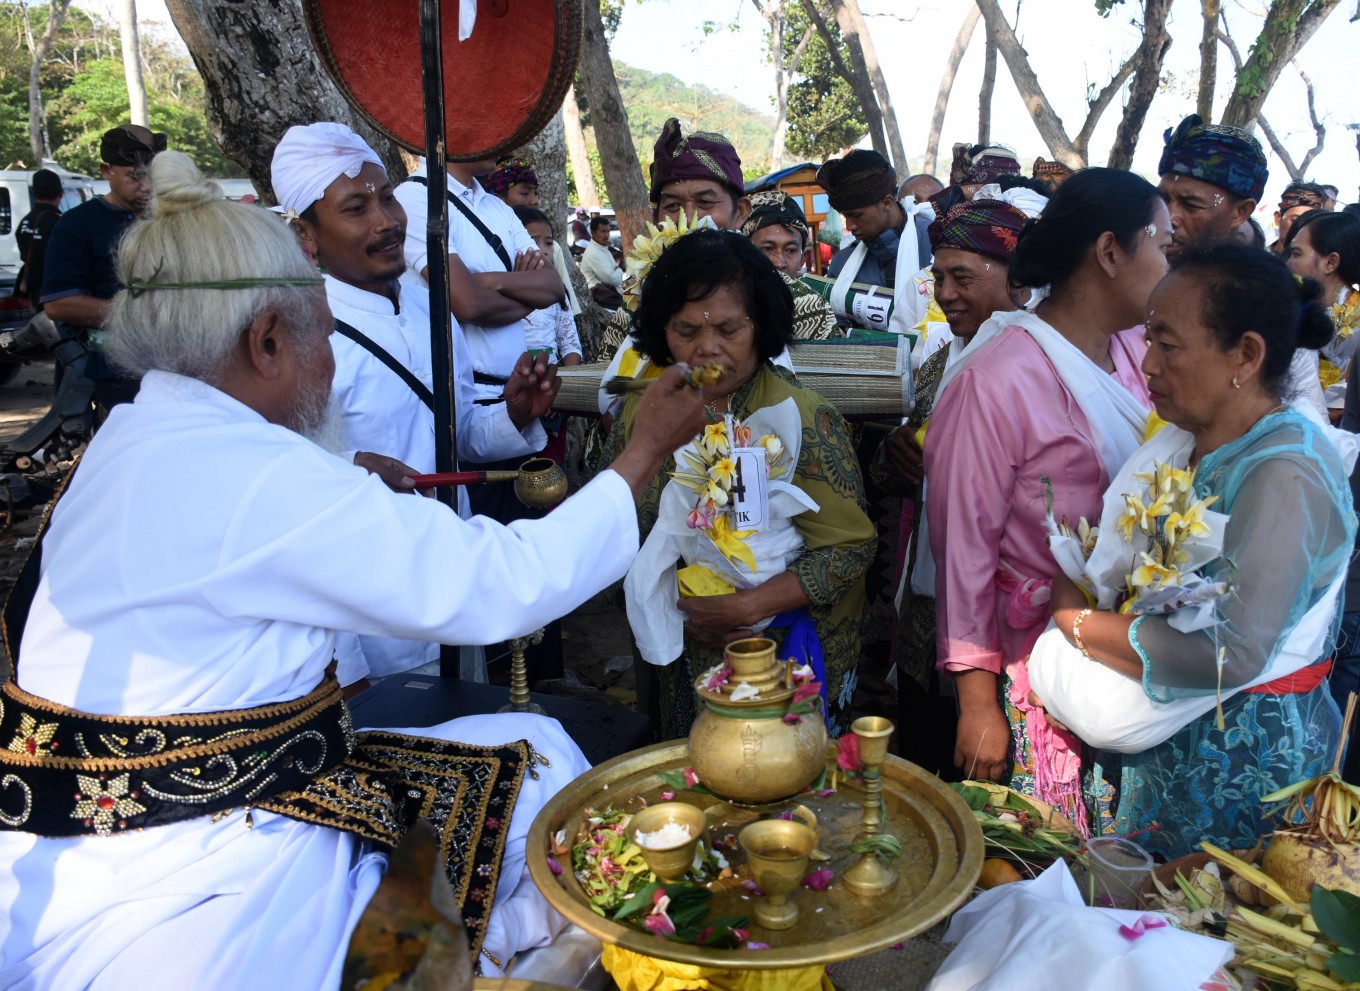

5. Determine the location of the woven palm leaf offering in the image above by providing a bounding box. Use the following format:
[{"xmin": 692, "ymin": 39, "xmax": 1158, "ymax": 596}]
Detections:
[{"xmin": 950, "ymin": 780, "xmax": 1081, "ymax": 888}]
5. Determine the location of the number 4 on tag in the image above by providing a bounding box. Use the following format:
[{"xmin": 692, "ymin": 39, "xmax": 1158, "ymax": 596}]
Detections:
[{"xmin": 728, "ymin": 448, "xmax": 768, "ymax": 531}]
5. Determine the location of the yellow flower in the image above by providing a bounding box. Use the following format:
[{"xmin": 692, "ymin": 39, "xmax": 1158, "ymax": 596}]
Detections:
[
  {"xmin": 708, "ymin": 457, "xmax": 736, "ymax": 488},
  {"xmin": 758, "ymin": 434, "xmax": 783, "ymax": 459},
  {"xmin": 701, "ymin": 422, "xmax": 730, "ymax": 458},
  {"xmin": 708, "ymin": 512, "xmax": 757, "ymax": 573},
  {"xmin": 1157, "ymin": 463, "xmax": 1194, "ymax": 496},
  {"xmin": 703, "ymin": 479, "xmax": 729, "ymax": 507},
  {"xmin": 1130, "ymin": 552, "xmax": 1180, "ymax": 590},
  {"xmin": 1117, "ymin": 494, "xmax": 1148, "ymax": 541},
  {"xmin": 1165, "ymin": 499, "xmax": 1215, "ymax": 540}
]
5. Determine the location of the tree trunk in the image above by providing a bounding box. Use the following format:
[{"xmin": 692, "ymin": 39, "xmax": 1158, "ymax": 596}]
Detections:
[
  {"xmin": 512, "ymin": 111, "xmax": 609, "ymax": 361},
  {"xmin": 923, "ymin": 3, "xmax": 979, "ymax": 177},
  {"xmin": 162, "ymin": 0, "xmax": 403, "ymax": 199},
  {"xmin": 1196, "ymin": 0, "xmax": 1221, "ymax": 121},
  {"xmin": 767, "ymin": 0, "xmax": 788, "ymax": 171},
  {"xmin": 575, "ymin": 0, "xmax": 650, "ymax": 248},
  {"xmin": 120, "ymin": 0, "xmax": 149, "ymax": 127},
  {"xmin": 1107, "ymin": 0, "xmax": 1173, "ymax": 170},
  {"xmin": 978, "ymin": 17, "xmax": 997, "ymax": 146},
  {"xmin": 800, "ymin": 0, "xmax": 888, "ymax": 160},
  {"xmin": 24, "ymin": 0, "xmax": 74, "ymax": 164},
  {"xmin": 1219, "ymin": 0, "xmax": 1341, "ymax": 129},
  {"xmin": 562, "ymin": 84, "xmax": 598, "ymax": 207},
  {"xmin": 829, "ymin": 0, "xmax": 906, "ymax": 169}
]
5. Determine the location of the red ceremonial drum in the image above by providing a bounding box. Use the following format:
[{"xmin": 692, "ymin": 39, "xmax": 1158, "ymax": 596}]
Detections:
[{"xmin": 303, "ymin": 0, "xmax": 582, "ymax": 160}]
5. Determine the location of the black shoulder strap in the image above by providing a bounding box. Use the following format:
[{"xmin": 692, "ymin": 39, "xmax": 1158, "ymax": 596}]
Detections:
[
  {"xmin": 333, "ymin": 319, "xmax": 435, "ymax": 411},
  {"xmin": 406, "ymin": 175, "xmax": 514, "ymax": 272}
]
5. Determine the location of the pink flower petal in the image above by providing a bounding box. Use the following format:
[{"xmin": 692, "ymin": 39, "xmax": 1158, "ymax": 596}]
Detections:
[
  {"xmin": 818, "ymin": 788, "xmax": 836, "ymax": 798},
  {"xmin": 802, "ymin": 868, "xmax": 834, "ymax": 891},
  {"xmin": 659, "ymin": 790, "xmax": 676, "ymax": 801},
  {"xmin": 546, "ymin": 856, "xmax": 563, "ymax": 876},
  {"xmin": 777, "ymin": 809, "xmax": 796, "ymax": 821},
  {"xmin": 835, "ymin": 735, "xmax": 861, "ymax": 772},
  {"xmin": 683, "ymin": 767, "xmax": 701, "ymax": 789},
  {"xmin": 745, "ymin": 942, "xmax": 770, "ymax": 951},
  {"xmin": 782, "ymin": 713, "xmax": 802, "ymax": 725},
  {"xmin": 1118, "ymin": 916, "xmax": 1168, "ymax": 941},
  {"xmin": 742, "ymin": 879, "xmax": 765, "ymax": 895}
]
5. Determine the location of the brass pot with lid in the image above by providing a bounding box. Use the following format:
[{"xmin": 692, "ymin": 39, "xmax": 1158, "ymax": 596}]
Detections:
[{"xmin": 687, "ymin": 637, "xmax": 828, "ymax": 805}]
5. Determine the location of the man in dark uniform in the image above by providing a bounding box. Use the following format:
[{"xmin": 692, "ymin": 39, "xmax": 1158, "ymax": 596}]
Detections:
[
  {"xmin": 41, "ymin": 124, "xmax": 165, "ymax": 411},
  {"xmin": 14, "ymin": 169, "xmax": 63, "ymax": 310}
]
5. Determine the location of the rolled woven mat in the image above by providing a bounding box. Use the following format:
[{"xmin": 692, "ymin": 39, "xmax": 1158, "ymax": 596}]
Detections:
[{"xmin": 553, "ymin": 337, "xmax": 913, "ymax": 420}]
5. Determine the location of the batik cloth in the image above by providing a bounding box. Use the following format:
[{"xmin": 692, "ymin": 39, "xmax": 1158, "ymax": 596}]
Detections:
[{"xmin": 1158, "ymin": 113, "xmax": 1268, "ymax": 200}]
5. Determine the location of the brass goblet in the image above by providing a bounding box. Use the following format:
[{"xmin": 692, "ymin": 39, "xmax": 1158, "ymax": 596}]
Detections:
[
  {"xmin": 842, "ymin": 716, "xmax": 898, "ymax": 897},
  {"xmin": 513, "ymin": 457, "xmax": 568, "ymax": 509},
  {"xmin": 738, "ymin": 819, "xmax": 817, "ymax": 931},
  {"xmin": 627, "ymin": 802, "xmax": 708, "ymax": 882}
]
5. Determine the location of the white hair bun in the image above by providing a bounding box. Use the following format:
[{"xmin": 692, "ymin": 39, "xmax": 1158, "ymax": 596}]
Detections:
[{"xmin": 149, "ymin": 151, "xmax": 225, "ymax": 216}]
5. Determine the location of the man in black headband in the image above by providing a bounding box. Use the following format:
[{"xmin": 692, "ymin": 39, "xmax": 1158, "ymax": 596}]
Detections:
[
  {"xmin": 817, "ymin": 149, "xmax": 934, "ymax": 333},
  {"xmin": 1157, "ymin": 113, "xmax": 1268, "ymax": 265},
  {"xmin": 740, "ymin": 190, "xmax": 811, "ymax": 279},
  {"xmin": 42, "ymin": 123, "xmax": 167, "ymax": 410}
]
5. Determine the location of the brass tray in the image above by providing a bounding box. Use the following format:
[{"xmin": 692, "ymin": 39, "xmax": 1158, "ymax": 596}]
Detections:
[
  {"xmin": 473, "ymin": 981, "xmax": 578, "ymax": 991},
  {"xmin": 526, "ymin": 742, "xmax": 983, "ymax": 970}
]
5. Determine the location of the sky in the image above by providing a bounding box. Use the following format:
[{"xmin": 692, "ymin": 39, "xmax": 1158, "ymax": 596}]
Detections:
[{"xmin": 86, "ymin": 0, "xmax": 1360, "ymax": 214}]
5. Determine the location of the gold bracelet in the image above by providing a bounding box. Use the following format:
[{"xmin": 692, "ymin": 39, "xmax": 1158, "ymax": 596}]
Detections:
[{"xmin": 1071, "ymin": 608, "xmax": 1094, "ymax": 659}]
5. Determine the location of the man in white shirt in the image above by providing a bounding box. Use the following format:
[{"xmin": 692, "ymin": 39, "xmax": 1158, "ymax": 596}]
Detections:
[
  {"xmin": 270, "ymin": 122, "xmax": 558, "ymax": 682},
  {"xmin": 0, "ymin": 150, "xmax": 707, "ymax": 989},
  {"xmin": 578, "ymin": 215, "xmax": 622, "ymax": 302}
]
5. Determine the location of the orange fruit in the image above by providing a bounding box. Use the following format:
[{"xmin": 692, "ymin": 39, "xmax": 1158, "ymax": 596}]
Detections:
[{"xmin": 978, "ymin": 857, "xmax": 1023, "ymax": 889}]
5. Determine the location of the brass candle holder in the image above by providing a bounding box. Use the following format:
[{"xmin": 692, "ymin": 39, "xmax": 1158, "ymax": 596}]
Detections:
[
  {"xmin": 738, "ymin": 819, "xmax": 817, "ymax": 931},
  {"xmin": 841, "ymin": 715, "xmax": 899, "ymax": 897},
  {"xmin": 498, "ymin": 628, "xmax": 546, "ymax": 714}
]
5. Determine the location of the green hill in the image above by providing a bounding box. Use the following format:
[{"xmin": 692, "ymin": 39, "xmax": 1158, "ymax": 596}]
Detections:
[{"xmin": 613, "ymin": 61, "xmax": 776, "ymax": 179}]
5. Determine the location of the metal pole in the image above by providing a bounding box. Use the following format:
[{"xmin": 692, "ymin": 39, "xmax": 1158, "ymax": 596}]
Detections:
[
  {"xmin": 419, "ymin": 0, "xmax": 458, "ymax": 490},
  {"xmin": 420, "ymin": 0, "xmax": 463, "ymax": 679}
]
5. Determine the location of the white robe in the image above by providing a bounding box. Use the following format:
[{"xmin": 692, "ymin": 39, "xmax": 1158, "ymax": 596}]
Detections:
[
  {"xmin": 0, "ymin": 370, "xmax": 638, "ymax": 989},
  {"xmin": 327, "ymin": 272, "xmax": 546, "ymax": 680}
]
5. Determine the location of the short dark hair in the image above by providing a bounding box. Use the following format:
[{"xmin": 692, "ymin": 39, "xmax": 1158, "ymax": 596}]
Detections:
[
  {"xmin": 589, "ymin": 215, "xmax": 611, "ymax": 234},
  {"xmin": 632, "ymin": 229, "xmax": 794, "ymax": 366},
  {"xmin": 1286, "ymin": 209, "xmax": 1360, "ymax": 286},
  {"xmin": 1174, "ymin": 243, "xmax": 1334, "ymax": 397},
  {"xmin": 31, "ymin": 169, "xmax": 62, "ymax": 200},
  {"xmin": 512, "ymin": 204, "xmax": 551, "ymax": 231},
  {"xmin": 1244, "ymin": 217, "xmax": 1267, "ymax": 251},
  {"xmin": 1010, "ymin": 167, "xmax": 1163, "ymax": 288}
]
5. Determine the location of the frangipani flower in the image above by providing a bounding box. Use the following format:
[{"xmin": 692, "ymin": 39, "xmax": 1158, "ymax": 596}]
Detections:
[
  {"xmin": 687, "ymin": 502, "xmax": 718, "ymax": 531},
  {"xmin": 644, "ymin": 890, "xmax": 676, "ymax": 937},
  {"xmin": 703, "ymin": 480, "xmax": 729, "ymax": 507},
  {"xmin": 1130, "ymin": 552, "xmax": 1180, "ymax": 590},
  {"xmin": 708, "ymin": 457, "xmax": 737, "ymax": 488},
  {"xmin": 732, "ymin": 424, "xmax": 753, "ymax": 447},
  {"xmin": 758, "ymin": 434, "xmax": 783, "ymax": 459},
  {"xmin": 1165, "ymin": 497, "xmax": 1219, "ymax": 540},
  {"xmin": 701, "ymin": 422, "xmax": 730, "ymax": 457}
]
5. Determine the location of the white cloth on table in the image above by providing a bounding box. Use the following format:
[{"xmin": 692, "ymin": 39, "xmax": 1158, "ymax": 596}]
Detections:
[
  {"xmin": 0, "ymin": 370, "xmax": 640, "ymax": 989},
  {"xmin": 396, "ymin": 162, "xmax": 538, "ymax": 400},
  {"xmin": 579, "ymin": 239, "xmax": 622, "ymax": 291},
  {"xmin": 926, "ymin": 861, "xmax": 1232, "ymax": 991},
  {"xmin": 326, "ymin": 272, "xmax": 545, "ymax": 680}
]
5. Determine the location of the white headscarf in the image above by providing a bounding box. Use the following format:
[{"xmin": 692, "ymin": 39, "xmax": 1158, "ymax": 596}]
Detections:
[
  {"xmin": 974, "ymin": 181, "xmax": 1049, "ymax": 220},
  {"xmin": 270, "ymin": 122, "xmax": 384, "ymax": 218}
]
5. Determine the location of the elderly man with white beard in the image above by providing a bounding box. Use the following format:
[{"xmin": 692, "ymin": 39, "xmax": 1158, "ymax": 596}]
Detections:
[
  {"xmin": 271, "ymin": 122, "xmax": 558, "ymax": 684},
  {"xmin": 0, "ymin": 152, "xmax": 709, "ymax": 989}
]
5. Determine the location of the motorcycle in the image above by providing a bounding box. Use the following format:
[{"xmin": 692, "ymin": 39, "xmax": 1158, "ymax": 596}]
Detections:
[{"xmin": 0, "ymin": 311, "xmax": 95, "ymax": 508}]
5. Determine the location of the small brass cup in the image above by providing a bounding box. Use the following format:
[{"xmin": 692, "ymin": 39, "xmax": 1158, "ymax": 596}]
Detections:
[
  {"xmin": 628, "ymin": 802, "xmax": 707, "ymax": 882},
  {"xmin": 739, "ymin": 819, "xmax": 816, "ymax": 931},
  {"xmin": 514, "ymin": 457, "xmax": 568, "ymax": 509},
  {"xmin": 851, "ymin": 716, "xmax": 894, "ymax": 764}
]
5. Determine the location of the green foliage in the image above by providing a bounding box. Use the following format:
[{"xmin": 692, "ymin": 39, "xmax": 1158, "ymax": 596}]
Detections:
[
  {"xmin": 0, "ymin": 3, "xmax": 241, "ymax": 175},
  {"xmin": 1311, "ymin": 886, "xmax": 1360, "ymax": 981},
  {"xmin": 1094, "ymin": 0, "xmax": 1127, "ymax": 15},
  {"xmin": 612, "ymin": 60, "xmax": 774, "ymax": 179},
  {"xmin": 782, "ymin": 3, "xmax": 865, "ymax": 160}
]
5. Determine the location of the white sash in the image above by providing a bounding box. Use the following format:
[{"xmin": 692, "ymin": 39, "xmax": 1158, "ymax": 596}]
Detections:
[{"xmin": 829, "ymin": 196, "xmax": 934, "ymax": 336}]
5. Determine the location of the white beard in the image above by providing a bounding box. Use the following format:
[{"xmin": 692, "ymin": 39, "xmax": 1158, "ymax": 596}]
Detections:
[{"xmin": 300, "ymin": 395, "xmax": 347, "ymax": 455}]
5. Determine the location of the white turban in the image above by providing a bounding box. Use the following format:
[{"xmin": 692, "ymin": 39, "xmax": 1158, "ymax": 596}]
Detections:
[
  {"xmin": 270, "ymin": 122, "xmax": 384, "ymax": 218},
  {"xmin": 975, "ymin": 181, "xmax": 1049, "ymax": 220}
]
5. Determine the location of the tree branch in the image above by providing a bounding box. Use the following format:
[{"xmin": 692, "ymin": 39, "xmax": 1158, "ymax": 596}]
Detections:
[
  {"xmin": 1073, "ymin": 52, "xmax": 1137, "ymax": 158},
  {"xmin": 923, "ymin": 3, "xmax": 979, "ymax": 176}
]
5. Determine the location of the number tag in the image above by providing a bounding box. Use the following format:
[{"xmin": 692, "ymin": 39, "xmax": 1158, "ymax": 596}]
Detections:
[
  {"xmin": 852, "ymin": 287, "xmax": 894, "ymax": 331},
  {"xmin": 727, "ymin": 447, "xmax": 769, "ymax": 531}
]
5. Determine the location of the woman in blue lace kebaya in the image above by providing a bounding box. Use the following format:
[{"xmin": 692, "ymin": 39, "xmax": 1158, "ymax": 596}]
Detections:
[{"xmin": 1046, "ymin": 244, "xmax": 1355, "ymax": 859}]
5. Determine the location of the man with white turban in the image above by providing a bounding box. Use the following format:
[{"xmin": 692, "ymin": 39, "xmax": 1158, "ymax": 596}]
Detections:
[
  {"xmin": 271, "ymin": 122, "xmax": 557, "ymax": 683},
  {"xmin": 0, "ymin": 151, "xmax": 709, "ymax": 989}
]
